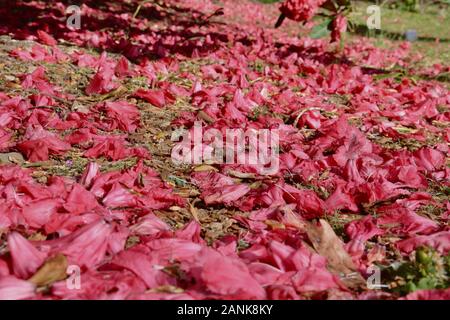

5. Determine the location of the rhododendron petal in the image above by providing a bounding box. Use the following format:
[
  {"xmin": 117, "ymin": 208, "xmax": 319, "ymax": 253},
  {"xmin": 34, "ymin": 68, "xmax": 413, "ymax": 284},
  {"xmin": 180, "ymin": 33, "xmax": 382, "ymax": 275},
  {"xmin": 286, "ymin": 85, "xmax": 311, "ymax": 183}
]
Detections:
[
  {"xmin": 396, "ymin": 231, "xmax": 450, "ymax": 254},
  {"xmin": 0, "ymin": 0, "xmax": 448, "ymax": 301},
  {"xmin": 40, "ymin": 220, "xmax": 113, "ymax": 268},
  {"xmin": 64, "ymin": 184, "xmax": 99, "ymax": 214},
  {"xmin": 134, "ymin": 89, "xmax": 167, "ymax": 108},
  {"xmin": 0, "ymin": 276, "xmax": 36, "ymax": 300},
  {"xmin": 7, "ymin": 232, "xmax": 47, "ymax": 279},
  {"xmin": 37, "ymin": 30, "xmax": 57, "ymax": 46},
  {"xmin": 199, "ymin": 249, "xmax": 266, "ymax": 299},
  {"xmin": 402, "ymin": 288, "xmax": 450, "ymax": 300},
  {"xmin": 22, "ymin": 199, "xmax": 60, "ymax": 228}
]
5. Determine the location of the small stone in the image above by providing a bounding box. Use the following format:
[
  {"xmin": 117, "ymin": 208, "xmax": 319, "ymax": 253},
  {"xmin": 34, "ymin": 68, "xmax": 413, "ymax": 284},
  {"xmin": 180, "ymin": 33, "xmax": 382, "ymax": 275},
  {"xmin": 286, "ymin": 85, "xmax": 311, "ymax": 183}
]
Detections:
[
  {"xmin": 72, "ymin": 101, "xmax": 90, "ymax": 113},
  {"xmin": 405, "ymin": 29, "xmax": 418, "ymax": 42},
  {"xmin": 0, "ymin": 152, "xmax": 25, "ymax": 164}
]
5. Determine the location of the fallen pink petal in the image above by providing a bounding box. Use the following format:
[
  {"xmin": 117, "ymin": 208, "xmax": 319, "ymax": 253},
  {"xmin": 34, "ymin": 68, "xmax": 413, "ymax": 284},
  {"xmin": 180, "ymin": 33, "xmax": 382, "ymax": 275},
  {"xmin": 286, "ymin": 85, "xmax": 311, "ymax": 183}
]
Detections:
[{"xmin": 0, "ymin": 0, "xmax": 448, "ymax": 303}]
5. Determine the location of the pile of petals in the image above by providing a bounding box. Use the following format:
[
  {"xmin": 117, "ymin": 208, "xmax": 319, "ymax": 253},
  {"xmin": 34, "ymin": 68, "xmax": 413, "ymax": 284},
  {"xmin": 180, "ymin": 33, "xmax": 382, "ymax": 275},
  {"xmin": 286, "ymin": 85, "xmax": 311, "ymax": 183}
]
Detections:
[{"xmin": 0, "ymin": 0, "xmax": 448, "ymax": 300}]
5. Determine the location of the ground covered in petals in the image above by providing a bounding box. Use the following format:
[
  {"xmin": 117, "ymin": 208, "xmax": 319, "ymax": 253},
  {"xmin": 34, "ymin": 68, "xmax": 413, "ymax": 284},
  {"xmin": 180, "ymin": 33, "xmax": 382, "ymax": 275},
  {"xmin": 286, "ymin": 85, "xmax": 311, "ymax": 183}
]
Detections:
[{"xmin": 0, "ymin": 0, "xmax": 448, "ymax": 300}]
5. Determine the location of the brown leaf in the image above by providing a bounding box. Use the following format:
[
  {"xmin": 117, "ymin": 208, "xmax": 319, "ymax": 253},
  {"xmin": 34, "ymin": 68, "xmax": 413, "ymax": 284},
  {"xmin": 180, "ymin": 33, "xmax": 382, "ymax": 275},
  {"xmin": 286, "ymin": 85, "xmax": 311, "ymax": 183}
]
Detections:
[
  {"xmin": 0, "ymin": 152, "xmax": 24, "ymax": 165},
  {"xmin": 28, "ymin": 254, "xmax": 68, "ymax": 287},
  {"xmin": 279, "ymin": 205, "xmax": 306, "ymax": 231},
  {"xmin": 28, "ymin": 232, "xmax": 47, "ymax": 241},
  {"xmin": 188, "ymin": 201, "xmax": 200, "ymax": 222},
  {"xmin": 198, "ymin": 110, "xmax": 215, "ymax": 124},
  {"xmin": 264, "ymin": 219, "xmax": 285, "ymax": 230},
  {"xmin": 305, "ymin": 219, "xmax": 366, "ymax": 289},
  {"xmin": 226, "ymin": 170, "xmax": 256, "ymax": 179},
  {"xmin": 147, "ymin": 285, "xmax": 184, "ymax": 294},
  {"xmin": 193, "ymin": 164, "xmax": 218, "ymax": 172},
  {"xmin": 71, "ymin": 101, "xmax": 90, "ymax": 114}
]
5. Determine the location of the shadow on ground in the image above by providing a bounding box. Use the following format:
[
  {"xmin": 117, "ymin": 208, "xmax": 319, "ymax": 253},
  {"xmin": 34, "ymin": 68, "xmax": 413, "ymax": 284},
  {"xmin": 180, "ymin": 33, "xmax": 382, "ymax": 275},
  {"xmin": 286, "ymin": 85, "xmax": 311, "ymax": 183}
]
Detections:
[
  {"xmin": 350, "ymin": 23, "xmax": 450, "ymax": 43},
  {"xmin": 0, "ymin": 0, "xmax": 228, "ymax": 61}
]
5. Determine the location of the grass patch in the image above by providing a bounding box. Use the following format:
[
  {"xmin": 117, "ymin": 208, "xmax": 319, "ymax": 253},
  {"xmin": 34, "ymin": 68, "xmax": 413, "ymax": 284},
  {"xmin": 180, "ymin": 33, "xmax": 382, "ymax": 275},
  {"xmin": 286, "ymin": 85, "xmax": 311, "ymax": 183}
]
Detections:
[
  {"xmin": 381, "ymin": 247, "xmax": 449, "ymax": 295},
  {"xmin": 349, "ymin": 1, "xmax": 450, "ymax": 65}
]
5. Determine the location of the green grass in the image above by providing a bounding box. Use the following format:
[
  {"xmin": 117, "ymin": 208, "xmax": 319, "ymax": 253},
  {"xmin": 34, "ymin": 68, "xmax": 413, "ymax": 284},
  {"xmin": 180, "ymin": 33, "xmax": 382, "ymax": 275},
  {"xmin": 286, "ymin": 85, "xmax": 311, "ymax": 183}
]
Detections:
[
  {"xmin": 349, "ymin": 1, "xmax": 450, "ymax": 65},
  {"xmin": 351, "ymin": 1, "xmax": 449, "ymax": 38},
  {"xmin": 253, "ymin": 0, "xmax": 449, "ymax": 69}
]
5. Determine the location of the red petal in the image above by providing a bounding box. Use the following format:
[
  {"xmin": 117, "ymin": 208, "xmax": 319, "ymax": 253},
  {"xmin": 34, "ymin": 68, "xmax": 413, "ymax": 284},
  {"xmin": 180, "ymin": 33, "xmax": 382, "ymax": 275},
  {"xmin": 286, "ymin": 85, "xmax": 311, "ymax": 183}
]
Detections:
[
  {"xmin": 7, "ymin": 232, "xmax": 47, "ymax": 279},
  {"xmin": 37, "ymin": 30, "xmax": 57, "ymax": 46}
]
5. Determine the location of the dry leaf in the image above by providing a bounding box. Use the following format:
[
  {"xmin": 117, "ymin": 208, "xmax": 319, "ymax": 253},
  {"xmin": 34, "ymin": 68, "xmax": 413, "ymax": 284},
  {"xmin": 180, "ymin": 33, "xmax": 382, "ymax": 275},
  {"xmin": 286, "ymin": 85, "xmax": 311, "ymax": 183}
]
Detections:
[
  {"xmin": 305, "ymin": 219, "xmax": 366, "ymax": 289},
  {"xmin": 0, "ymin": 152, "xmax": 25, "ymax": 165},
  {"xmin": 264, "ymin": 219, "xmax": 285, "ymax": 230},
  {"xmin": 147, "ymin": 285, "xmax": 184, "ymax": 294},
  {"xmin": 188, "ymin": 201, "xmax": 200, "ymax": 222},
  {"xmin": 198, "ymin": 110, "xmax": 215, "ymax": 124},
  {"xmin": 226, "ymin": 170, "xmax": 256, "ymax": 179},
  {"xmin": 28, "ymin": 254, "xmax": 69, "ymax": 287},
  {"xmin": 193, "ymin": 164, "xmax": 218, "ymax": 172},
  {"xmin": 71, "ymin": 101, "xmax": 90, "ymax": 114},
  {"xmin": 28, "ymin": 232, "xmax": 47, "ymax": 241},
  {"xmin": 279, "ymin": 205, "xmax": 306, "ymax": 231},
  {"xmin": 249, "ymin": 181, "xmax": 263, "ymax": 189}
]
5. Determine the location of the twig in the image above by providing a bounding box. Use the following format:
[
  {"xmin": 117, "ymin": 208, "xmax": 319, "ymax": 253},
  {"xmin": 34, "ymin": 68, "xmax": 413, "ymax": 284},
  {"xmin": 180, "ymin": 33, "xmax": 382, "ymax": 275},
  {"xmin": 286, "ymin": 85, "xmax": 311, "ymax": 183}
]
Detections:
[
  {"xmin": 292, "ymin": 107, "xmax": 322, "ymax": 128},
  {"xmin": 133, "ymin": 0, "xmax": 167, "ymax": 19}
]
